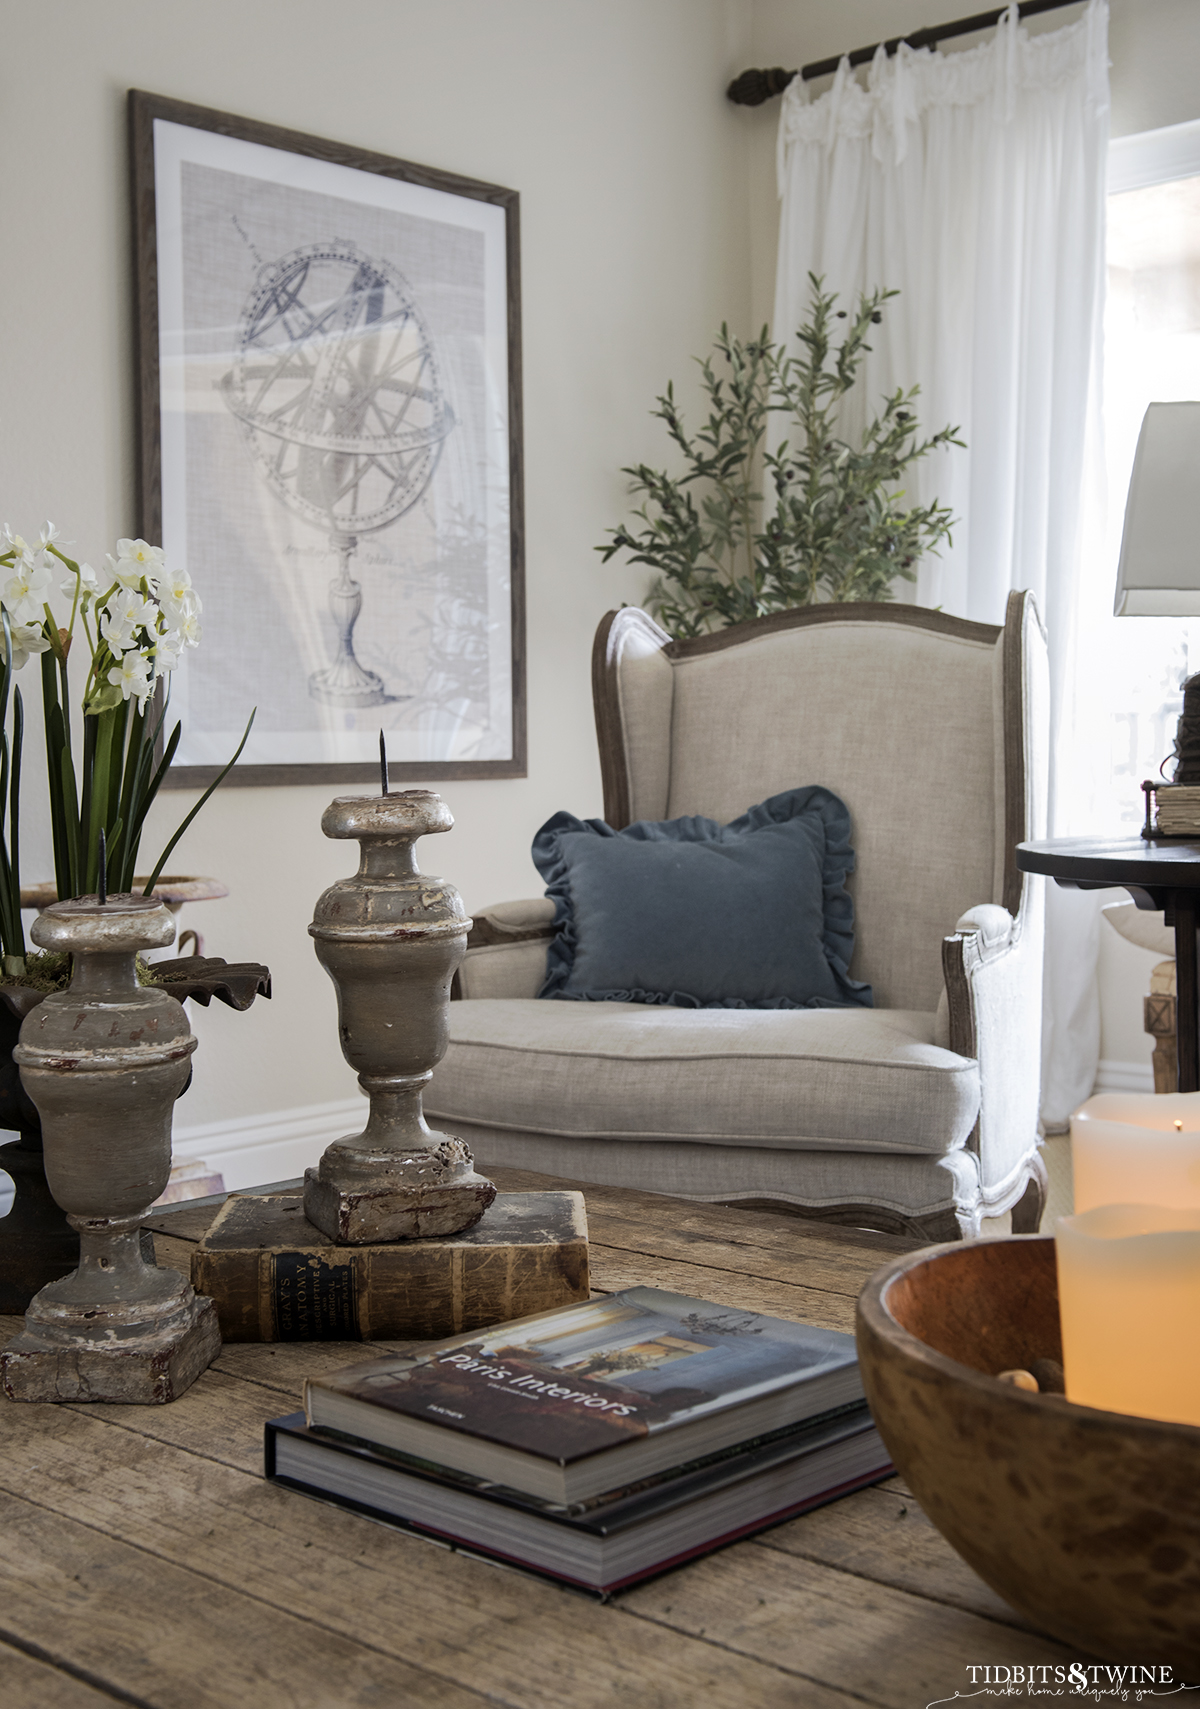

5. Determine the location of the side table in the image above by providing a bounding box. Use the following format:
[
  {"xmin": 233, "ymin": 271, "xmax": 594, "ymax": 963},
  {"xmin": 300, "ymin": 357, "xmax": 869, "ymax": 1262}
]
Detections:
[{"xmin": 1017, "ymin": 836, "xmax": 1200, "ymax": 1091}]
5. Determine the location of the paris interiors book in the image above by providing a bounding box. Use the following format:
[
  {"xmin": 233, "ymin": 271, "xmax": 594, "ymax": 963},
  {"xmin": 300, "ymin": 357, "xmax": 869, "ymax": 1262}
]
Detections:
[
  {"xmin": 266, "ymin": 1403, "xmax": 890, "ymax": 1592},
  {"xmin": 303, "ymin": 1286, "xmax": 866, "ymax": 1504}
]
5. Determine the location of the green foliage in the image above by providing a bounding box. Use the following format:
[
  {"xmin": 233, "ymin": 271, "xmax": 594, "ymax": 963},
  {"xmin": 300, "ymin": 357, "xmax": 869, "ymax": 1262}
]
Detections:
[
  {"xmin": 0, "ymin": 613, "xmax": 26, "ymax": 975},
  {"xmin": 0, "ymin": 535, "xmax": 255, "ymax": 978},
  {"xmin": 598, "ymin": 276, "xmax": 965, "ymax": 639},
  {"xmin": 0, "ymin": 951, "xmax": 195, "ymax": 996}
]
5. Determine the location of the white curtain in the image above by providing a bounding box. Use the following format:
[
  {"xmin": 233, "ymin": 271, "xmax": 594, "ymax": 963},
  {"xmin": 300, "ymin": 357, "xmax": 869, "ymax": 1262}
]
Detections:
[{"xmin": 773, "ymin": 1, "xmax": 1110, "ymax": 1127}]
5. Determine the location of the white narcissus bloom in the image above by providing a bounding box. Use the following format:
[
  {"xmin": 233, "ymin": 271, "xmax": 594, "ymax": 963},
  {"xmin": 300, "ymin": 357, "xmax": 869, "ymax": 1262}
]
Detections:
[
  {"xmin": 108, "ymin": 650, "xmax": 151, "ymax": 702},
  {"xmin": 61, "ymin": 562, "xmax": 99, "ymax": 601},
  {"xmin": 157, "ymin": 563, "xmax": 192, "ymax": 604},
  {"xmin": 3, "ymin": 528, "xmax": 42, "ymax": 571},
  {"xmin": 3, "ymin": 557, "xmax": 51, "ymax": 624},
  {"xmin": 101, "ymin": 587, "xmax": 156, "ymax": 653},
  {"xmin": 114, "ymin": 538, "xmax": 166, "ymax": 590},
  {"xmin": 2, "ymin": 525, "xmax": 26, "ymax": 558},
  {"xmin": 160, "ymin": 586, "xmax": 201, "ymax": 632},
  {"xmin": 37, "ymin": 522, "xmax": 60, "ymax": 549},
  {"xmin": 154, "ymin": 632, "xmax": 183, "ymax": 673},
  {"xmin": 174, "ymin": 605, "xmax": 202, "ymax": 649},
  {"xmin": 8, "ymin": 623, "xmax": 51, "ymax": 671}
]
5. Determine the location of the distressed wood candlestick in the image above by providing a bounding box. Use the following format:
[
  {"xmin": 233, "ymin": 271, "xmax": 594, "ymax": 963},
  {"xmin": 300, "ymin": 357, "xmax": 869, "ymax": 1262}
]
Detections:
[
  {"xmin": 1, "ymin": 894, "xmax": 220, "ymax": 1404},
  {"xmin": 304, "ymin": 790, "xmax": 496, "ymax": 1243}
]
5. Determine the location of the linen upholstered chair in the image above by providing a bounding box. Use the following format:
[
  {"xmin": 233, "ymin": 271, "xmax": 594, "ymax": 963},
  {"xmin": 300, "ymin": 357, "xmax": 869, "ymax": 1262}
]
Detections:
[{"xmin": 427, "ymin": 593, "xmax": 1049, "ymax": 1240}]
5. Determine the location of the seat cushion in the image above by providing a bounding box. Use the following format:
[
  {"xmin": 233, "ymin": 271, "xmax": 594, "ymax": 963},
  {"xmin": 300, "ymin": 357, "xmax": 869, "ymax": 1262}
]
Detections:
[{"xmin": 432, "ymin": 999, "xmax": 980, "ymax": 1156}]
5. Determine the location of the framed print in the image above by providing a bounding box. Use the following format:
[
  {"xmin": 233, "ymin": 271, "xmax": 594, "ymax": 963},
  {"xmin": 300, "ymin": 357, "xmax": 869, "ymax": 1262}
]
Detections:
[{"xmin": 130, "ymin": 91, "xmax": 525, "ymax": 787}]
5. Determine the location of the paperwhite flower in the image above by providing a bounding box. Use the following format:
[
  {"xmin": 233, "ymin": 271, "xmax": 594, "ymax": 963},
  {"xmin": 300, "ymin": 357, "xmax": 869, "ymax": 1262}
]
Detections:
[
  {"xmin": 154, "ymin": 632, "xmax": 182, "ymax": 673},
  {"xmin": 101, "ymin": 587, "xmax": 156, "ymax": 653},
  {"xmin": 113, "ymin": 538, "xmax": 165, "ymax": 591},
  {"xmin": 108, "ymin": 650, "xmax": 151, "ymax": 702},
  {"xmin": 3, "ymin": 527, "xmax": 40, "ymax": 571},
  {"xmin": 3, "ymin": 557, "xmax": 51, "ymax": 624},
  {"xmin": 174, "ymin": 605, "xmax": 202, "ymax": 649},
  {"xmin": 160, "ymin": 585, "xmax": 201, "ymax": 631},
  {"xmin": 37, "ymin": 522, "xmax": 60, "ymax": 549},
  {"xmin": 157, "ymin": 563, "xmax": 192, "ymax": 603},
  {"xmin": 61, "ymin": 561, "xmax": 99, "ymax": 601},
  {"xmin": 7, "ymin": 623, "xmax": 50, "ymax": 671}
]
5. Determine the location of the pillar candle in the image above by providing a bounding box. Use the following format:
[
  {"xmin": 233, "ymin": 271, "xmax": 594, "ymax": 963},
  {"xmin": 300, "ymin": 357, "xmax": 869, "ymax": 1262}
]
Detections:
[
  {"xmin": 1055, "ymin": 1204, "xmax": 1200, "ymax": 1426},
  {"xmin": 1070, "ymin": 1092, "xmax": 1200, "ymax": 1213}
]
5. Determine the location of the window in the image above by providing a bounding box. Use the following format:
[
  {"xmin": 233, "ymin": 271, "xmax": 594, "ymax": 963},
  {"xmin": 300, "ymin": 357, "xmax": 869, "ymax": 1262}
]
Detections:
[{"xmin": 1093, "ymin": 119, "xmax": 1200, "ymax": 829}]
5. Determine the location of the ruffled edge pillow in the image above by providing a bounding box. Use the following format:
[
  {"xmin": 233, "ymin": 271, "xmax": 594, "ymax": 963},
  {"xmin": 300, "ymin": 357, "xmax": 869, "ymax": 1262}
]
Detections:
[{"xmin": 532, "ymin": 785, "xmax": 872, "ymax": 1010}]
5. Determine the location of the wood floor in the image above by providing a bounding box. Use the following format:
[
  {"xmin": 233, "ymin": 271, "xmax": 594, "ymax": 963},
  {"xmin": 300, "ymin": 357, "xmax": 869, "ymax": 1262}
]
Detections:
[{"xmin": 0, "ymin": 1167, "xmax": 1092, "ymax": 1708}]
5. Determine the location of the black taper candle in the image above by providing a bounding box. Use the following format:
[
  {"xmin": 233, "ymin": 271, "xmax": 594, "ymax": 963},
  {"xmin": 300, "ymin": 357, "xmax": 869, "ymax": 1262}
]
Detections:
[
  {"xmin": 97, "ymin": 827, "xmax": 107, "ymax": 908},
  {"xmin": 380, "ymin": 729, "xmax": 389, "ymax": 797}
]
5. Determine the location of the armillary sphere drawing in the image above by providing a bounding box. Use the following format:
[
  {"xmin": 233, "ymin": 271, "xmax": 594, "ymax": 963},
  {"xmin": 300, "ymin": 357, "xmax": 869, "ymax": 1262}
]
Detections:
[{"xmin": 221, "ymin": 239, "xmax": 454, "ymax": 707}]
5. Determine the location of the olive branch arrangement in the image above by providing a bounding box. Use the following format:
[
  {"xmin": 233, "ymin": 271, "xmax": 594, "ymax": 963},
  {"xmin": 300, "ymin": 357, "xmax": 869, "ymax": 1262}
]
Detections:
[{"xmin": 598, "ymin": 275, "xmax": 965, "ymax": 639}]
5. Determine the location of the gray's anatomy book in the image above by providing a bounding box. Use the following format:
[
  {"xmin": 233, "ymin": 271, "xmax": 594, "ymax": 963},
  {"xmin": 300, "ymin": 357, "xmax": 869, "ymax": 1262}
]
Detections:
[{"xmin": 303, "ymin": 1286, "xmax": 865, "ymax": 1504}]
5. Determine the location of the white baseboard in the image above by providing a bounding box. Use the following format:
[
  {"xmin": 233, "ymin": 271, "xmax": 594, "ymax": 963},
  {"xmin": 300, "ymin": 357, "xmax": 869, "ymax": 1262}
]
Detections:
[
  {"xmin": 172, "ymin": 1096, "xmax": 366, "ymax": 1192},
  {"xmin": 1093, "ymin": 1058, "xmax": 1156, "ymax": 1095}
]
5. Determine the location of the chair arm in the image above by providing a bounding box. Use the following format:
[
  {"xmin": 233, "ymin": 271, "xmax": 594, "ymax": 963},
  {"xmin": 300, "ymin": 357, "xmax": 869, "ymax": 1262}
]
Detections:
[
  {"xmin": 466, "ymin": 897, "xmax": 555, "ymax": 948},
  {"xmin": 942, "ymin": 892, "xmax": 1044, "ymax": 1206},
  {"xmin": 456, "ymin": 899, "xmax": 555, "ymax": 1000},
  {"xmin": 952, "ymin": 904, "xmax": 1017, "ymax": 954}
]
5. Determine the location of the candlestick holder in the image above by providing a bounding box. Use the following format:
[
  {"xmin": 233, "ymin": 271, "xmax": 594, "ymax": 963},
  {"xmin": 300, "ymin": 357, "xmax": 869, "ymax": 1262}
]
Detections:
[
  {"xmin": 304, "ymin": 791, "xmax": 496, "ymax": 1243},
  {"xmin": 0, "ymin": 895, "xmax": 220, "ymax": 1404}
]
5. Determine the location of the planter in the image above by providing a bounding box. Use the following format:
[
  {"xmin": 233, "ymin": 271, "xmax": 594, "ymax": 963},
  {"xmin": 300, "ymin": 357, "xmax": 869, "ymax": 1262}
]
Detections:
[
  {"xmin": 0, "ymin": 986, "xmax": 76, "ymax": 1313},
  {"xmin": 0, "ymin": 945, "xmax": 270, "ymax": 1312}
]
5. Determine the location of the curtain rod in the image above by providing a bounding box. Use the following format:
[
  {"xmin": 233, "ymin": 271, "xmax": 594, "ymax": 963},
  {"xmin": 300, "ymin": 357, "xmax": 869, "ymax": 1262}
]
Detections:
[{"xmin": 726, "ymin": 0, "xmax": 1080, "ymax": 105}]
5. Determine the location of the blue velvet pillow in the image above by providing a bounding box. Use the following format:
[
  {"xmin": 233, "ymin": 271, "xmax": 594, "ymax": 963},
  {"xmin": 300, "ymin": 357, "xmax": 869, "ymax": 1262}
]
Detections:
[{"xmin": 532, "ymin": 787, "xmax": 872, "ymax": 1010}]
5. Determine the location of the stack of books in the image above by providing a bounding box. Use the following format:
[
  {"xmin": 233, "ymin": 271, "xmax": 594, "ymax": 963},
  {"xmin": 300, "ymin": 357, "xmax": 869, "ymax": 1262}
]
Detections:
[
  {"xmin": 265, "ymin": 1286, "xmax": 892, "ymax": 1592},
  {"xmin": 1151, "ymin": 784, "xmax": 1200, "ymax": 837}
]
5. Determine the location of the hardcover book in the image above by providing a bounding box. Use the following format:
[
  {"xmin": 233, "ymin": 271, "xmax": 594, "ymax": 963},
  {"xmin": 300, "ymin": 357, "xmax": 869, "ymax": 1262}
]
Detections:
[
  {"xmin": 1152, "ymin": 784, "xmax": 1200, "ymax": 837},
  {"xmin": 267, "ymin": 1405, "xmax": 891, "ymax": 1592},
  {"xmin": 304, "ymin": 1286, "xmax": 865, "ymax": 1503},
  {"xmin": 191, "ymin": 1190, "xmax": 588, "ymax": 1341}
]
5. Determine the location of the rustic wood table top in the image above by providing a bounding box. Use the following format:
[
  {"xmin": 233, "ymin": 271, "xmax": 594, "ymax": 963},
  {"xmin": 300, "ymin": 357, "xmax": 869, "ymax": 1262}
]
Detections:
[{"xmin": 0, "ymin": 1166, "xmax": 1093, "ymax": 1708}]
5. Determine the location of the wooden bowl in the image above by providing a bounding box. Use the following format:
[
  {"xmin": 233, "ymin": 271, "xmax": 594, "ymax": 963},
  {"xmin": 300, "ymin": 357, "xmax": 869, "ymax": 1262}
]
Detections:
[{"xmin": 856, "ymin": 1235, "xmax": 1200, "ymax": 1675}]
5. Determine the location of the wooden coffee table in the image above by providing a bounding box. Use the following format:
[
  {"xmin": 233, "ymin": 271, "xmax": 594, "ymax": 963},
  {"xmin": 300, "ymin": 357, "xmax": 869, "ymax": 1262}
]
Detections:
[{"xmin": 0, "ymin": 1167, "xmax": 1092, "ymax": 1706}]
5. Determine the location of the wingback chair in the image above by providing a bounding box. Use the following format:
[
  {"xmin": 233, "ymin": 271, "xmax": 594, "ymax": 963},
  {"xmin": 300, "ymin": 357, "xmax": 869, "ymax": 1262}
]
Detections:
[{"xmin": 427, "ymin": 592, "xmax": 1049, "ymax": 1240}]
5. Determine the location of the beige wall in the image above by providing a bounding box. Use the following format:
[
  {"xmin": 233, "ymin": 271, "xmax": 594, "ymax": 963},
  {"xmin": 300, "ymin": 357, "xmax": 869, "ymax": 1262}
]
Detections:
[{"xmin": 0, "ymin": 0, "xmax": 752, "ymax": 1149}]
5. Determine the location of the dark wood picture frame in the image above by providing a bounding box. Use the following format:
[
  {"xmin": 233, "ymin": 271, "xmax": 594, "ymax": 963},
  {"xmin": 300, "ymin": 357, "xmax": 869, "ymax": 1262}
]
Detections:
[{"xmin": 129, "ymin": 90, "xmax": 526, "ymax": 789}]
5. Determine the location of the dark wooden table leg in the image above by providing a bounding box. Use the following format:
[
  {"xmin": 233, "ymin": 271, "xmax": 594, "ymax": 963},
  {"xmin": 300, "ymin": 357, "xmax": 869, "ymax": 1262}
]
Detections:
[{"xmin": 1173, "ymin": 890, "xmax": 1200, "ymax": 1092}]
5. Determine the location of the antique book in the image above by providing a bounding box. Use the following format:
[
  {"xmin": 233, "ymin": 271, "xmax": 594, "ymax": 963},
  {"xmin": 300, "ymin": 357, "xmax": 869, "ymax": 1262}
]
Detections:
[
  {"xmin": 267, "ymin": 1404, "xmax": 891, "ymax": 1592},
  {"xmin": 304, "ymin": 1286, "xmax": 865, "ymax": 1503},
  {"xmin": 1152, "ymin": 784, "xmax": 1200, "ymax": 836},
  {"xmin": 191, "ymin": 1190, "xmax": 588, "ymax": 1342}
]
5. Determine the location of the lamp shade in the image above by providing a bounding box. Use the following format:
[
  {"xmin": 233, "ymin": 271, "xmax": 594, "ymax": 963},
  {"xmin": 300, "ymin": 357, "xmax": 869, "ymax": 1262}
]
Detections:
[{"xmin": 1114, "ymin": 401, "xmax": 1200, "ymax": 616}]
